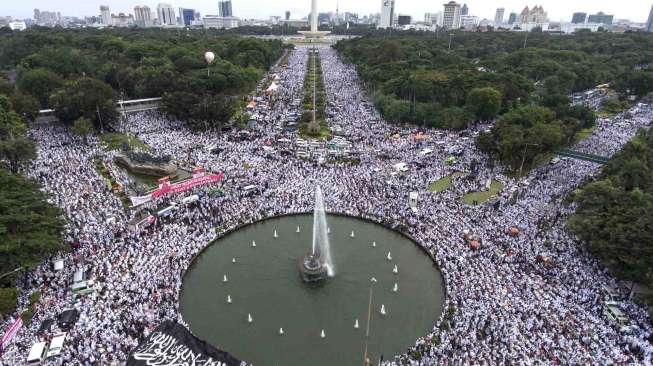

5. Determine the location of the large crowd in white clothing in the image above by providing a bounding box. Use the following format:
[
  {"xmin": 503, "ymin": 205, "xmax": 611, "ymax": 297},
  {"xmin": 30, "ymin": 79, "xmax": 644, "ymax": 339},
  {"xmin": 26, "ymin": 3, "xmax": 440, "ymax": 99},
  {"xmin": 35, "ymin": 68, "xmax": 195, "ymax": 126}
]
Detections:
[{"xmin": 1, "ymin": 45, "xmax": 653, "ymax": 365}]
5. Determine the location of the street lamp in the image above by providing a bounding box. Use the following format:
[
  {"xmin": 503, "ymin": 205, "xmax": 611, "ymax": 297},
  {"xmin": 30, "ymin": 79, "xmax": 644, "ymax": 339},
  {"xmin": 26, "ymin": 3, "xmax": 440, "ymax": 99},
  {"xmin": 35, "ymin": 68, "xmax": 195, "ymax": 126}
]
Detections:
[{"xmin": 205, "ymin": 51, "xmax": 215, "ymax": 77}]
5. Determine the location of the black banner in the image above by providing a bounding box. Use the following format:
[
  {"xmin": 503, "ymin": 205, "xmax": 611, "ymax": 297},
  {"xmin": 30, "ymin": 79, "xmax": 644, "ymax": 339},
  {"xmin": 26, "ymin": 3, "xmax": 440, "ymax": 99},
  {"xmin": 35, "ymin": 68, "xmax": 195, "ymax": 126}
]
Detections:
[{"xmin": 127, "ymin": 320, "xmax": 242, "ymax": 366}]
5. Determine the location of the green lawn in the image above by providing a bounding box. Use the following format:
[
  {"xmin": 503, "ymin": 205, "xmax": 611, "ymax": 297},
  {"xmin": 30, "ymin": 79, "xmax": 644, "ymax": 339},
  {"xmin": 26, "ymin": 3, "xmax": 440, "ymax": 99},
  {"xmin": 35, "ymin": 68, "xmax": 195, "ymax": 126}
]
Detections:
[
  {"xmin": 460, "ymin": 180, "xmax": 504, "ymax": 205},
  {"xmin": 428, "ymin": 172, "xmax": 464, "ymax": 193},
  {"xmin": 573, "ymin": 126, "xmax": 596, "ymax": 145},
  {"xmin": 100, "ymin": 132, "xmax": 151, "ymax": 152}
]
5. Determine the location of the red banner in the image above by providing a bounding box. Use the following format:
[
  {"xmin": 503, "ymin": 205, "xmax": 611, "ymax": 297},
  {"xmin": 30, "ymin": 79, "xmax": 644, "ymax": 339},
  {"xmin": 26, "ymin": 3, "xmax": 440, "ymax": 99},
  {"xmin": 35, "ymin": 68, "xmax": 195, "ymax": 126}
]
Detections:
[
  {"xmin": 1, "ymin": 317, "xmax": 22, "ymax": 352},
  {"xmin": 151, "ymin": 173, "xmax": 224, "ymax": 199}
]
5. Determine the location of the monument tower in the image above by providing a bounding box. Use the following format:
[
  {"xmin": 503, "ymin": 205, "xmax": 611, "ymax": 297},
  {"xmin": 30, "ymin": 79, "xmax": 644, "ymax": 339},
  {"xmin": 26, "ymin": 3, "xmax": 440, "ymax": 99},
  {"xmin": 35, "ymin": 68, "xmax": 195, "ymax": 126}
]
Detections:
[{"xmin": 299, "ymin": 0, "xmax": 330, "ymax": 38}]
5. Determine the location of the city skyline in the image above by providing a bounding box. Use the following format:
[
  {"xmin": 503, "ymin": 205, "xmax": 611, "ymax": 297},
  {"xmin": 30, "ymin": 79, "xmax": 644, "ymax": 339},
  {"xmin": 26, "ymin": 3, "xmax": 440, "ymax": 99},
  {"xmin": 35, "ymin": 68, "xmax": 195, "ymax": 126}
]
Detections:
[{"xmin": 5, "ymin": 0, "xmax": 653, "ymax": 23}]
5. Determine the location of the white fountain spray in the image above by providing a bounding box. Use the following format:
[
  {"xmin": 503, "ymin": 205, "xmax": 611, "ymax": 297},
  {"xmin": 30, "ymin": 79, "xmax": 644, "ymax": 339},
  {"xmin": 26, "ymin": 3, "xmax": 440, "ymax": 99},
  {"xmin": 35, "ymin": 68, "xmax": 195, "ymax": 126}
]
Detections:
[{"xmin": 312, "ymin": 186, "xmax": 334, "ymax": 276}]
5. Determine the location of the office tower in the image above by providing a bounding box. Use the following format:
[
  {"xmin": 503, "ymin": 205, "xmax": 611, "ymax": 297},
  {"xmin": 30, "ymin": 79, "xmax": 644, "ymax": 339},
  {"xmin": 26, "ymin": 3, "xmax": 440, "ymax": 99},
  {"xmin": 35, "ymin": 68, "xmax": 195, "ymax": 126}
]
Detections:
[
  {"xmin": 588, "ymin": 12, "xmax": 614, "ymax": 25},
  {"xmin": 379, "ymin": 0, "xmax": 395, "ymax": 28},
  {"xmin": 219, "ymin": 0, "xmax": 233, "ymax": 17},
  {"xmin": 494, "ymin": 8, "xmax": 505, "ymax": 26},
  {"xmin": 179, "ymin": 8, "xmax": 195, "ymax": 26},
  {"xmin": 442, "ymin": 1, "xmax": 461, "ymax": 29},
  {"xmin": 100, "ymin": 5, "xmax": 111, "ymax": 25},
  {"xmin": 134, "ymin": 6, "xmax": 152, "ymax": 27},
  {"xmin": 33, "ymin": 9, "xmax": 41, "ymax": 23},
  {"xmin": 397, "ymin": 15, "xmax": 411, "ymax": 26},
  {"xmin": 157, "ymin": 3, "xmax": 176, "ymax": 26},
  {"xmin": 285, "ymin": 11, "xmax": 291, "ymax": 20},
  {"xmin": 571, "ymin": 12, "xmax": 587, "ymax": 24},
  {"xmin": 519, "ymin": 6, "xmax": 547, "ymax": 24},
  {"xmin": 508, "ymin": 12, "xmax": 517, "ymax": 25},
  {"xmin": 647, "ymin": 5, "xmax": 653, "ymax": 32},
  {"xmin": 461, "ymin": 4, "xmax": 468, "ymax": 16}
]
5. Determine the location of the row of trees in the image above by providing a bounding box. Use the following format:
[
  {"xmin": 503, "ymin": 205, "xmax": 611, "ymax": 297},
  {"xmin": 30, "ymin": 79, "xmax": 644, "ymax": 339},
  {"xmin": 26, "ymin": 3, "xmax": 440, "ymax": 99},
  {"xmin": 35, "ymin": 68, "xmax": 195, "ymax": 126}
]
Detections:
[
  {"xmin": 334, "ymin": 32, "xmax": 653, "ymax": 171},
  {"xmin": 0, "ymin": 95, "xmax": 64, "ymax": 294},
  {"xmin": 568, "ymin": 128, "xmax": 653, "ymax": 304},
  {"xmin": 0, "ymin": 27, "xmax": 287, "ymax": 131}
]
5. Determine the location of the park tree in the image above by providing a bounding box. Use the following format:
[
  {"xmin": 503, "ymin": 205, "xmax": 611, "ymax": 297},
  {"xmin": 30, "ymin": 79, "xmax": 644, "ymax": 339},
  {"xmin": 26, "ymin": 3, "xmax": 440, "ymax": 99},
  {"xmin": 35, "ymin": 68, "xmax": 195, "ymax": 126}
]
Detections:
[
  {"xmin": 0, "ymin": 95, "xmax": 36, "ymax": 173},
  {"xmin": 0, "ymin": 169, "xmax": 65, "ymax": 280},
  {"xmin": 71, "ymin": 117, "xmax": 94, "ymax": 145},
  {"xmin": 466, "ymin": 87, "xmax": 502, "ymax": 121},
  {"xmin": 49, "ymin": 77, "xmax": 118, "ymax": 131},
  {"xmin": 17, "ymin": 68, "xmax": 64, "ymax": 108}
]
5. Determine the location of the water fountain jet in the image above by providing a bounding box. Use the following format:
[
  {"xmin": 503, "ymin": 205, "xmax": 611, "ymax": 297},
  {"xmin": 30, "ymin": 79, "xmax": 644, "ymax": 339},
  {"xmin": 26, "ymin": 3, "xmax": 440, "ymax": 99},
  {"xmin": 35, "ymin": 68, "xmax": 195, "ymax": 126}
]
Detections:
[{"xmin": 299, "ymin": 187, "xmax": 334, "ymax": 282}]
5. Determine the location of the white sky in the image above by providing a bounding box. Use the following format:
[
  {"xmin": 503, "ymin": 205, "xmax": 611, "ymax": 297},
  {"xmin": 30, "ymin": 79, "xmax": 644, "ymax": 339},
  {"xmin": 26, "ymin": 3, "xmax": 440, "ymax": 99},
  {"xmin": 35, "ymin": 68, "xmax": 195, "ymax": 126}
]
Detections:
[{"xmin": 4, "ymin": 0, "xmax": 653, "ymax": 23}]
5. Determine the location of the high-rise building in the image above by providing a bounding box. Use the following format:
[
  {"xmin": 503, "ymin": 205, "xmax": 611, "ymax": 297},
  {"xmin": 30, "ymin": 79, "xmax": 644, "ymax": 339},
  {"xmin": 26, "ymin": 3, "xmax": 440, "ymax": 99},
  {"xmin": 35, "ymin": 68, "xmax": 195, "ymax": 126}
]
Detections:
[
  {"xmin": 157, "ymin": 3, "xmax": 176, "ymax": 26},
  {"xmin": 134, "ymin": 6, "xmax": 152, "ymax": 27},
  {"xmin": 379, "ymin": 0, "xmax": 395, "ymax": 28},
  {"xmin": 461, "ymin": 4, "xmax": 469, "ymax": 16},
  {"xmin": 219, "ymin": 0, "xmax": 233, "ymax": 18},
  {"xmin": 647, "ymin": 5, "xmax": 653, "ymax": 32},
  {"xmin": 494, "ymin": 8, "xmax": 505, "ymax": 26},
  {"xmin": 460, "ymin": 15, "xmax": 479, "ymax": 29},
  {"xmin": 588, "ymin": 12, "xmax": 613, "ymax": 25},
  {"xmin": 285, "ymin": 11, "xmax": 291, "ymax": 20},
  {"xmin": 33, "ymin": 9, "xmax": 41, "ymax": 23},
  {"xmin": 179, "ymin": 8, "xmax": 195, "ymax": 26},
  {"xmin": 571, "ymin": 12, "xmax": 587, "ymax": 24},
  {"xmin": 519, "ymin": 6, "xmax": 548, "ymax": 24},
  {"xmin": 442, "ymin": 1, "xmax": 461, "ymax": 29},
  {"xmin": 508, "ymin": 12, "xmax": 517, "ymax": 25},
  {"xmin": 397, "ymin": 15, "xmax": 411, "ymax": 26},
  {"xmin": 100, "ymin": 5, "xmax": 111, "ymax": 25}
]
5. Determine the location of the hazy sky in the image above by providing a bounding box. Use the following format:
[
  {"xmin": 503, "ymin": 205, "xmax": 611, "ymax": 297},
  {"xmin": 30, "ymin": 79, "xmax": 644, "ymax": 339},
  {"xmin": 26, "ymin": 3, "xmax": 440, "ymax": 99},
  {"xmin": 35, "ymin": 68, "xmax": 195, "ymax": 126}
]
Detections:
[{"xmin": 5, "ymin": 0, "xmax": 653, "ymax": 23}]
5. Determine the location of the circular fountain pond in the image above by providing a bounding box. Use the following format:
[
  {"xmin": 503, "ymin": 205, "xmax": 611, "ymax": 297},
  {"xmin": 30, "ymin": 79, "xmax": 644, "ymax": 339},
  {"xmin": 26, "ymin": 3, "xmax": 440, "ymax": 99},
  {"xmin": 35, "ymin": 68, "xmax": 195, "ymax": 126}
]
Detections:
[{"xmin": 180, "ymin": 214, "xmax": 445, "ymax": 366}]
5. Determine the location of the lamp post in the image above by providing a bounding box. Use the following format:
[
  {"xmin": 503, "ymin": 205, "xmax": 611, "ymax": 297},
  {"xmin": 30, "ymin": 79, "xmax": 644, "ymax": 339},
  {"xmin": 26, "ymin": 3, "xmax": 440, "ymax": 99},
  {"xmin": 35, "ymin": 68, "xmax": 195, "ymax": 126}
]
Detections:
[
  {"xmin": 205, "ymin": 51, "xmax": 215, "ymax": 77},
  {"xmin": 362, "ymin": 277, "xmax": 377, "ymax": 366}
]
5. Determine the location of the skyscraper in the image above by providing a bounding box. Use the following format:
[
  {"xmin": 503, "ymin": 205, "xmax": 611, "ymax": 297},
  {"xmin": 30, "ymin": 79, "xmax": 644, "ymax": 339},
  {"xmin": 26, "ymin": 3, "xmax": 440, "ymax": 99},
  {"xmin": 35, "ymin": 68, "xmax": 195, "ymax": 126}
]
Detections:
[
  {"xmin": 134, "ymin": 6, "xmax": 152, "ymax": 27},
  {"xmin": 588, "ymin": 12, "xmax": 613, "ymax": 25},
  {"xmin": 647, "ymin": 5, "xmax": 653, "ymax": 32},
  {"xmin": 379, "ymin": 0, "xmax": 395, "ymax": 28},
  {"xmin": 100, "ymin": 5, "xmax": 111, "ymax": 25},
  {"xmin": 157, "ymin": 3, "xmax": 176, "ymax": 26},
  {"xmin": 442, "ymin": 1, "xmax": 461, "ymax": 29},
  {"xmin": 461, "ymin": 4, "xmax": 468, "ymax": 16},
  {"xmin": 508, "ymin": 12, "xmax": 517, "ymax": 25},
  {"xmin": 178, "ymin": 8, "xmax": 195, "ymax": 26},
  {"xmin": 33, "ymin": 9, "xmax": 41, "ymax": 23},
  {"xmin": 219, "ymin": 0, "xmax": 233, "ymax": 17},
  {"xmin": 494, "ymin": 8, "xmax": 505, "ymax": 26},
  {"xmin": 285, "ymin": 11, "xmax": 291, "ymax": 20},
  {"xmin": 571, "ymin": 12, "xmax": 587, "ymax": 24}
]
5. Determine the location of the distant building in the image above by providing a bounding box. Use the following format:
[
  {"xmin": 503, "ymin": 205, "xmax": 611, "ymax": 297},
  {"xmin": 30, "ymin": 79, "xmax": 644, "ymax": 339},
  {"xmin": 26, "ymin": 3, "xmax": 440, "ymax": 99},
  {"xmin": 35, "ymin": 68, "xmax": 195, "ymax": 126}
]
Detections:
[
  {"xmin": 518, "ymin": 5, "xmax": 548, "ymax": 24},
  {"xmin": 134, "ymin": 6, "xmax": 152, "ymax": 27},
  {"xmin": 494, "ymin": 8, "xmax": 505, "ymax": 26},
  {"xmin": 507, "ymin": 12, "xmax": 517, "ymax": 25},
  {"xmin": 424, "ymin": 12, "xmax": 442, "ymax": 26},
  {"xmin": 219, "ymin": 0, "xmax": 233, "ymax": 18},
  {"xmin": 157, "ymin": 3, "xmax": 176, "ymax": 26},
  {"xmin": 179, "ymin": 8, "xmax": 195, "ymax": 26},
  {"xmin": 571, "ymin": 12, "xmax": 587, "ymax": 24},
  {"xmin": 647, "ymin": 5, "xmax": 653, "ymax": 32},
  {"xmin": 280, "ymin": 19, "xmax": 309, "ymax": 28},
  {"xmin": 111, "ymin": 13, "xmax": 134, "ymax": 27},
  {"xmin": 397, "ymin": 15, "xmax": 411, "ymax": 26},
  {"xmin": 100, "ymin": 5, "xmax": 111, "ymax": 25},
  {"xmin": 33, "ymin": 9, "xmax": 40, "ymax": 23},
  {"xmin": 442, "ymin": 1, "xmax": 461, "ymax": 29},
  {"xmin": 588, "ymin": 12, "xmax": 613, "ymax": 25},
  {"xmin": 9, "ymin": 21, "xmax": 27, "ymax": 31},
  {"xmin": 379, "ymin": 0, "xmax": 395, "ymax": 28},
  {"xmin": 345, "ymin": 12, "xmax": 359, "ymax": 24},
  {"xmin": 285, "ymin": 11, "xmax": 291, "ymax": 21},
  {"xmin": 461, "ymin": 4, "xmax": 469, "ymax": 16},
  {"xmin": 203, "ymin": 15, "xmax": 239, "ymax": 29},
  {"xmin": 460, "ymin": 15, "xmax": 479, "ymax": 29}
]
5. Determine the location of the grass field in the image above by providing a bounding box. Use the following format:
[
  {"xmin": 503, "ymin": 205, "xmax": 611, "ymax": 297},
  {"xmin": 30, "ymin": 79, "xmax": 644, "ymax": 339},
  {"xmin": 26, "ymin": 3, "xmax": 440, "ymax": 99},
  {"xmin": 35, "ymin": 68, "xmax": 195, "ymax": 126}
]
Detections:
[
  {"xmin": 428, "ymin": 172, "xmax": 464, "ymax": 193},
  {"xmin": 460, "ymin": 180, "xmax": 504, "ymax": 205}
]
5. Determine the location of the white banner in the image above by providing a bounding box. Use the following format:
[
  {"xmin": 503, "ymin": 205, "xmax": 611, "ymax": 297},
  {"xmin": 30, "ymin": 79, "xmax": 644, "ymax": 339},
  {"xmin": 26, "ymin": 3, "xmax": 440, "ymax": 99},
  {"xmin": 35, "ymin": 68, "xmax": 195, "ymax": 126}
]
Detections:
[
  {"xmin": 130, "ymin": 195, "xmax": 152, "ymax": 207},
  {"xmin": 0, "ymin": 317, "xmax": 22, "ymax": 352}
]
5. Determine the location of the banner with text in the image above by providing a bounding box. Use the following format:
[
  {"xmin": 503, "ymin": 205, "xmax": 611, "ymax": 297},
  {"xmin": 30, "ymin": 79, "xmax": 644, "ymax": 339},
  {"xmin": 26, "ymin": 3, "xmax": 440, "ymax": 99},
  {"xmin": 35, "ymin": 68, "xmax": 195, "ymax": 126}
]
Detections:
[
  {"xmin": 0, "ymin": 317, "xmax": 22, "ymax": 353},
  {"xmin": 151, "ymin": 173, "xmax": 225, "ymax": 200},
  {"xmin": 126, "ymin": 320, "xmax": 242, "ymax": 366}
]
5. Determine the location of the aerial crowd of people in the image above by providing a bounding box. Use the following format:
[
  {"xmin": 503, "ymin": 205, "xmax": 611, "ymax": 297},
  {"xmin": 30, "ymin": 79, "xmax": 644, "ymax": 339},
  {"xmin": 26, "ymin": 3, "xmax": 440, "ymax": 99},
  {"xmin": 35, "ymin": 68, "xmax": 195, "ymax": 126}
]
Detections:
[{"xmin": 1, "ymin": 45, "xmax": 653, "ymax": 365}]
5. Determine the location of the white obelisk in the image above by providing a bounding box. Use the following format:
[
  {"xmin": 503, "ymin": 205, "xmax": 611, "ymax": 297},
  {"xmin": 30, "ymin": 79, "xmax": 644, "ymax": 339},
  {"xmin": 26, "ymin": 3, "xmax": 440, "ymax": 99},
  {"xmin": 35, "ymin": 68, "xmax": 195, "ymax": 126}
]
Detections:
[{"xmin": 311, "ymin": 0, "xmax": 318, "ymax": 32}]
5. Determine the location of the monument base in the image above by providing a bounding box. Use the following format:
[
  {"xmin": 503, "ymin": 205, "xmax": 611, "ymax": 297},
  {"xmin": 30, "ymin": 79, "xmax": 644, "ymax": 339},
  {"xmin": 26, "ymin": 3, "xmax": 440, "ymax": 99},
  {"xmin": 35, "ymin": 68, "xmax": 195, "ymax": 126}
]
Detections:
[
  {"xmin": 299, "ymin": 254, "xmax": 328, "ymax": 283},
  {"xmin": 298, "ymin": 31, "xmax": 331, "ymax": 39}
]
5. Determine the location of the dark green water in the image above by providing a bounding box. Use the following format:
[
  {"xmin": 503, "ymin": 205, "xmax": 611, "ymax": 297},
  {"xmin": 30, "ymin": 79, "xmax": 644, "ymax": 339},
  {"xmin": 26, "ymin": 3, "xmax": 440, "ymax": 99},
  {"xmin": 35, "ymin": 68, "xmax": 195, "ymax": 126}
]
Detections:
[{"xmin": 180, "ymin": 215, "xmax": 444, "ymax": 366}]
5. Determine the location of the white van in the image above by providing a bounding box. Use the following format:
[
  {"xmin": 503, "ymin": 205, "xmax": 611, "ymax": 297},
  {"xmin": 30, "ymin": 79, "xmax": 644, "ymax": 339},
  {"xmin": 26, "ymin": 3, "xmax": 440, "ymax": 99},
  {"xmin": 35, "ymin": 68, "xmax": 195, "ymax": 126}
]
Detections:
[
  {"xmin": 27, "ymin": 342, "xmax": 48, "ymax": 364},
  {"xmin": 46, "ymin": 333, "xmax": 67, "ymax": 358}
]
